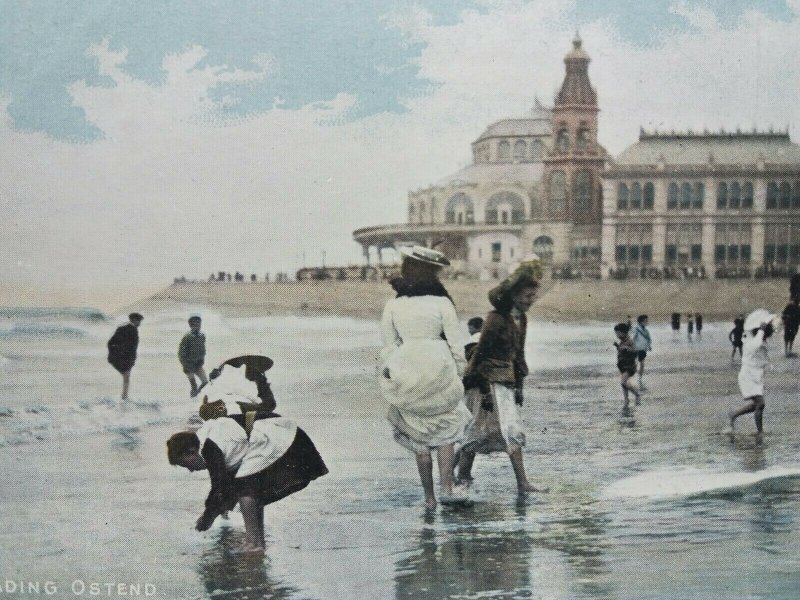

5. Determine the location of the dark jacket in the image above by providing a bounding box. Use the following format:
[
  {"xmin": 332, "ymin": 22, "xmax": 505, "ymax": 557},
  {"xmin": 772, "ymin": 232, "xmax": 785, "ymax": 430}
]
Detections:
[
  {"xmin": 179, "ymin": 331, "xmax": 206, "ymax": 367},
  {"xmin": 463, "ymin": 308, "xmax": 528, "ymax": 388},
  {"xmin": 107, "ymin": 323, "xmax": 138, "ymax": 372}
]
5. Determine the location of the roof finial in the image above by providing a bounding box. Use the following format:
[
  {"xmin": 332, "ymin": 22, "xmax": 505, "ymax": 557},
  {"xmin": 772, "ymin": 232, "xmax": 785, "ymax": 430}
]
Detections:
[{"xmin": 573, "ymin": 30, "xmax": 582, "ymax": 49}]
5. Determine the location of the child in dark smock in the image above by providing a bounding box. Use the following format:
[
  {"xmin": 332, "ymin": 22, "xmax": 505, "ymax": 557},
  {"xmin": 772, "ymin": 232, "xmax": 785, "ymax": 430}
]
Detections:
[
  {"xmin": 167, "ymin": 357, "xmax": 327, "ymax": 552},
  {"xmin": 614, "ymin": 323, "xmax": 640, "ymax": 409}
]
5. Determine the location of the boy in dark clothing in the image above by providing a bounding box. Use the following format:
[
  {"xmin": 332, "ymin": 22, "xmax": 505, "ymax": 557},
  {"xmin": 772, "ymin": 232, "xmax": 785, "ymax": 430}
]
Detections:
[
  {"xmin": 614, "ymin": 323, "xmax": 640, "ymax": 409},
  {"xmin": 179, "ymin": 315, "xmax": 207, "ymax": 397},
  {"xmin": 781, "ymin": 299, "xmax": 800, "ymax": 357},
  {"xmin": 464, "ymin": 316, "xmax": 484, "ymax": 361},
  {"xmin": 729, "ymin": 316, "xmax": 745, "ymax": 361},
  {"xmin": 107, "ymin": 313, "xmax": 143, "ymax": 401}
]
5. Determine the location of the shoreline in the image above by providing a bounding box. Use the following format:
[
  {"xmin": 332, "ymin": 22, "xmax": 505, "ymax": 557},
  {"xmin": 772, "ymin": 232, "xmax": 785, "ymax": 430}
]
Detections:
[{"xmin": 127, "ymin": 278, "xmax": 793, "ymax": 322}]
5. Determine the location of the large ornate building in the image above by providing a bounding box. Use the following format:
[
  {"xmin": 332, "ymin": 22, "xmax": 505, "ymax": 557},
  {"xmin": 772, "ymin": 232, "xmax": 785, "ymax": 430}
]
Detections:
[{"xmin": 353, "ymin": 36, "xmax": 800, "ymax": 280}]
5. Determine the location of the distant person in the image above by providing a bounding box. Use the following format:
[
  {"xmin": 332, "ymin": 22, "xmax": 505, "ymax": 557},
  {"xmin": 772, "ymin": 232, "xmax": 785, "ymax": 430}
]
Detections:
[
  {"xmin": 107, "ymin": 313, "xmax": 143, "ymax": 401},
  {"xmin": 729, "ymin": 316, "xmax": 745, "ymax": 361},
  {"xmin": 464, "ymin": 316, "xmax": 483, "ymax": 360},
  {"xmin": 457, "ymin": 260, "xmax": 548, "ymax": 496},
  {"xmin": 671, "ymin": 312, "xmax": 680, "ymax": 338},
  {"xmin": 179, "ymin": 315, "xmax": 207, "ymax": 398},
  {"xmin": 781, "ymin": 298, "xmax": 800, "ymax": 357},
  {"xmin": 614, "ymin": 323, "xmax": 640, "ymax": 409},
  {"xmin": 695, "ymin": 313, "xmax": 703, "ymax": 339},
  {"xmin": 729, "ymin": 310, "xmax": 775, "ymax": 434},
  {"xmin": 687, "ymin": 313, "xmax": 694, "ymax": 341},
  {"xmin": 631, "ymin": 315, "xmax": 652, "ymax": 391}
]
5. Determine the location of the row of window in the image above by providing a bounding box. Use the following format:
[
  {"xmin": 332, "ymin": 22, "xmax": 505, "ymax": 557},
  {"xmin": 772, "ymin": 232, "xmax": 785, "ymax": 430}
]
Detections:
[
  {"xmin": 555, "ymin": 125, "xmax": 592, "ymax": 153},
  {"xmin": 617, "ymin": 180, "xmax": 800, "ymax": 211},
  {"xmin": 549, "ymin": 170, "xmax": 593, "ymax": 212},
  {"xmin": 474, "ymin": 139, "xmax": 545, "ymax": 164}
]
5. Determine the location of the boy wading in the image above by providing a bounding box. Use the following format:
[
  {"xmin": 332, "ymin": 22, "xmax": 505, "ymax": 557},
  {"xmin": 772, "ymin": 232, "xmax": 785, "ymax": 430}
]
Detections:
[{"xmin": 180, "ymin": 315, "xmax": 207, "ymax": 397}]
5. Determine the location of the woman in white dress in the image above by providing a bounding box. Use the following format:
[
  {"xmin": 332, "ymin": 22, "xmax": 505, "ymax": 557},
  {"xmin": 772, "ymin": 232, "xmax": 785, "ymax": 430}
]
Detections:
[{"xmin": 380, "ymin": 246, "xmax": 472, "ymax": 508}]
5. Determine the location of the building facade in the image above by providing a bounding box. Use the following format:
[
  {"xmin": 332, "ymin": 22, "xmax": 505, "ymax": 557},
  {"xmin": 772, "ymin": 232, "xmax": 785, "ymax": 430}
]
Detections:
[{"xmin": 353, "ymin": 36, "xmax": 800, "ymax": 281}]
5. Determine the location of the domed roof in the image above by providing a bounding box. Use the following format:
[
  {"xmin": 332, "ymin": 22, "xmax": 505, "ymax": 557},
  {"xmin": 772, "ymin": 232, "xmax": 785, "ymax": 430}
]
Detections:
[{"xmin": 474, "ymin": 101, "xmax": 552, "ymax": 143}]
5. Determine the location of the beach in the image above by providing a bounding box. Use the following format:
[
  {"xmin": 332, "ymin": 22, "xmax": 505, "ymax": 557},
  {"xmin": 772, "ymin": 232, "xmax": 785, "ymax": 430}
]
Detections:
[
  {"xmin": 135, "ymin": 278, "xmax": 793, "ymax": 322},
  {"xmin": 1, "ymin": 302, "xmax": 799, "ymax": 599}
]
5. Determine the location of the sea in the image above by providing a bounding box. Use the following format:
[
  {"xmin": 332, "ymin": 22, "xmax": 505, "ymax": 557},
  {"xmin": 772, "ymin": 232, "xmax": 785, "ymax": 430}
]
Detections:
[{"xmin": 0, "ymin": 306, "xmax": 799, "ymax": 599}]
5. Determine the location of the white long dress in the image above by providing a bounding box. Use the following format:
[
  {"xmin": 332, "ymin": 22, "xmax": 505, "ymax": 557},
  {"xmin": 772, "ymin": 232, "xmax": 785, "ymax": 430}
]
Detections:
[
  {"xmin": 738, "ymin": 330, "xmax": 768, "ymax": 398},
  {"xmin": 380, "ymin": 295, "xmax": 472, "ymax": 453}
]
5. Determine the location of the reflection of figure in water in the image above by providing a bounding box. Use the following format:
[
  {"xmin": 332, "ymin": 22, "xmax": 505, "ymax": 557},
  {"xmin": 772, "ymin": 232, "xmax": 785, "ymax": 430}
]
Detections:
[
  {"xmin": 614, "ymin": 323, "xmax": 640, "ymax": 410},
  {"xmin": 197, "ymin": 528, "xmax": 297, "ymax": 600},
  {"xmin": 671, "ymin": 312, "xmax": 680, "ymax": 339},
  {"xmin": 687, "ymin": 313, "xmax": 694, "ymax": 341},
  {"xmin": 107, "ymin": 312, "xmax": 143, "ymax": 401},
  {"xmin": 729, "ymin": 310, "xmax": 775, "ymax": 435},
  {"xmin": 179, "ymin": 315, "xmax": 207, "ymax": 397},
  {"xmin": 631, "ymin": 315, "xmax": 652, "ymax": 391},
  {"xmin": 380, "ymin": 246, "xmax": 472, "ymax": 508},
  {"xmin": 167, "ymin": 356, "xmax": 328, "ymax": 552},
  {"xmin": 457, "ymin": 260, "xmax": 547, "ymax": 495},
  {"xmin": 393, "ymin": 508, "xmax": 533, "ymax": 599},
  {"xmin": 729, "ymin": 315, "xmax": 745, "ymax": 362}
]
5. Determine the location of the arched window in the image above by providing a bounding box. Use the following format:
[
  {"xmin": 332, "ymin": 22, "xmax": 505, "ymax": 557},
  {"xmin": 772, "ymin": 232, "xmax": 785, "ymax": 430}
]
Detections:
[
  {"xmin": 513, "ymin": 140, "xmax": 527, "ymax": 162},
  {"xmin": 730, "ymin": 182, "xmax": 741, "ymax": 209},
  {"xmin": 631, "ymin": 182, "xmax": 642, "ymax": 209},
  {"xmin": 643, "ymin": 182, "xmax": 655, "ymax": 209},
  {"xmin": 717, "ymin": 182, "xmax": 728, "ymax": 209},
  {"xmin": 530, "ymin": 140, "xmax": 544, "ymax": 161},
  {"xmin": 445, "ymin": 193, "xmax": 474, "ymax": 225},
  {"xmin": 556, "ymin": 129, "xmax": 569, "ymax": 152},
  {"xmin": 577, "ymin": 127, "xmax": 591, "ymax": 149},
  {"xmin": 780, "ymin": 181, "xmax": 792, "ymax": 209},
  {"xmin": 680, "ymin": 183, "xmax": 692, "ymax": 209},
  {"xmin": 767, "ymin": 182, "xmax": 779, "ymax": 209},
  {"xmin": 574, "ymin": 171, "xmax": 592, "ymax": 212},
  {"xmin": 550, "ymin": 171, "xmax": 567, "ymax": 212},
  {"xmin": 668, "ymin": 182, "xmax": 679, "ymax": 209},
  {"xmin": 533, "ymin": 236, "xmax": 554, "ymax": 261},
  {"xmin": 486, "ymin": 191, "xmax": 526, "ymax": 224},
  {"xmin": 693, "ymin": 183, "xmax": 704, "ymax": 209},
  {"xmin": 617, "ymin": 183, "xmax": 629, "ymax": 209},
  {"xmin": 742, "ymin": 182, "xmax": 754, "ymax": 209},
  {"xmin": 497, "ymin": 140, "xmax": 511, "ymax": 162}
]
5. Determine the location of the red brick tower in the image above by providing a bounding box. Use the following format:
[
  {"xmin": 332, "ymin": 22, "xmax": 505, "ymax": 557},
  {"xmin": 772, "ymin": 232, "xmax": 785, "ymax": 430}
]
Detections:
[{"xmin": 543, "ymin": 33, "xmax": 604, "ymax": 225}]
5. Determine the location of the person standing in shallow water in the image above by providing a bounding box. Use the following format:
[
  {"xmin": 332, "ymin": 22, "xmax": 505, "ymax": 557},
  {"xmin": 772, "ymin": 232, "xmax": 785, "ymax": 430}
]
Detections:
[
  {"xmin": 687, "ymin": 313, "xmax": 694, "ymax": 341},
  {"xmin": 107, "ymin": 312, "xmax": 143, "ymax": 401},
  {"xmin": 729, "ymin": 310, "xmax": 775, "ymax": 434},
  {"xmin": 456, "ymin": 260, "xmax": 548, "ymax": 495},
  {"xmin": 179, "ymin": 315, "xmax": 207, "ymax": 397},
  {"xmin": 729, "ymin": 315, "xmax": 745, "ymax": 362},
  {"xmin": 380, "ymin": 246, "xmax": 473, "ymax": 509},
  {"xmin": 631, "ymin": 315, "xmax": 652, "ymax": 391},
  {"xmin": 614, "ymin": 323, "xmax": 640, "ymax": 410}
]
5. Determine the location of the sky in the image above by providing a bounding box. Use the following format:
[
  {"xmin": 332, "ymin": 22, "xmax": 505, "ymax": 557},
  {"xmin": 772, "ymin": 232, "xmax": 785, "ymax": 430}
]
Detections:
[{"xmin": 1, "ymin": 0, "xmax": 799, "ymax": 289}]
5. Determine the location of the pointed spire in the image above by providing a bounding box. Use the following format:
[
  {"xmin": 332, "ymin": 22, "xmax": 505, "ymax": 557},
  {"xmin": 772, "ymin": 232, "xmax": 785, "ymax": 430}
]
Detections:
[{"xmin": 573, "ymin": 30, "xmax": 582, "ymax": 50}]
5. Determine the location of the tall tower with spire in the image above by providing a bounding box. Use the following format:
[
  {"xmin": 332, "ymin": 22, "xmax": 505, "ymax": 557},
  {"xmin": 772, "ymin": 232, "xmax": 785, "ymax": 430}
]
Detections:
[{"xmin": 543, "ymin": 33, "xmax": 605, "ymax": 227}]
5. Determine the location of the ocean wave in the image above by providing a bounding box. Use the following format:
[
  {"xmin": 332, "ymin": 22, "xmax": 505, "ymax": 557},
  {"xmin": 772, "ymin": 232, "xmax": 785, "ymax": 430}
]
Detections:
[
  {"xmin": 0, "ymin": 307, "xmax": 106, "ymax": 321},
  {"xmin": 0, "ymin": 324, "xmax": 87, "ymax": 337}
]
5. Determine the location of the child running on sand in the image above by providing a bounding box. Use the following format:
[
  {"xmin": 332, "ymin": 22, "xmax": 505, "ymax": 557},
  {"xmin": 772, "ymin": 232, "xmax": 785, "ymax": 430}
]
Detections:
[
  {"xmin": 167, "ymin": 356, "xmax": 327, "ymax": 552},
  {"xmin": 728, "ymin": 310, "xmax": 775, "ymax": 435},
  {"xmin": 614, "ymin": 323, "xmax": 640, "ymax": 409}
]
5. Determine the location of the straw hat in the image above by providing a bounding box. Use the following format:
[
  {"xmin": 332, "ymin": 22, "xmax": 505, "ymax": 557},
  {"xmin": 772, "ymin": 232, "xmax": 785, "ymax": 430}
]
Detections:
[{"xmin": 399, "ymin": 245, "xmax": 450, "ymax": 267}]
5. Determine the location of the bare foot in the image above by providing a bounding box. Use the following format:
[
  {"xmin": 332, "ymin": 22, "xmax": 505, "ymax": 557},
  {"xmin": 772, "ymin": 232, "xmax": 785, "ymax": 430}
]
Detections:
[
  {"xmin": 518, "ymin": 482, "xmax": 549, "ymax": 494},
  {"xmin": 424, "ymin": 497, "xmax": 437, "ymax": 510},
  {"xmin": 240, "ymin": 543, "xmax": 265, "ymax": 554}
]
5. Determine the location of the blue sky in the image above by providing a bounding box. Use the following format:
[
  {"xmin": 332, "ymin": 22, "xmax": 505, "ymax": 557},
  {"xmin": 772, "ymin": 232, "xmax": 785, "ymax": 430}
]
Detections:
[
  {"xmin": 0, "ymin": 0, "xmax": 795, "ymax": 142},
  {"xmin": 1, "ymin": 1, "xmax": 799, "ymax": 290}
]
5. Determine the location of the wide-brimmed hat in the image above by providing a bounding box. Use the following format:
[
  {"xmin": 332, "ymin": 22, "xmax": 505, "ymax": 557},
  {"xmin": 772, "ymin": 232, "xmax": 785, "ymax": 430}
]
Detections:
[
  {"xmin": 743, "ymin": 309, "xmax": 777, "ymax": 332},
  {"xmin": 399, "ymin": 245, "xmax": 450, "ymax": 267}
]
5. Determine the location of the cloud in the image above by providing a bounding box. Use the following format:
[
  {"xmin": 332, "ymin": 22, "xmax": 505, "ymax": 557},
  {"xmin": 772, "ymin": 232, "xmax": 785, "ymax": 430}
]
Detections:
[{"xmin": 1, "ymin": 1, "xmax": 799, "ymax": 290}]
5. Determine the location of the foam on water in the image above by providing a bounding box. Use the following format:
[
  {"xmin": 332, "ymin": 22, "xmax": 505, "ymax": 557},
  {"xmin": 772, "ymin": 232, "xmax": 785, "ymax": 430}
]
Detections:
[{"xmin": 603, "ymin": 465, "xmax": 800, "ymax": 499}]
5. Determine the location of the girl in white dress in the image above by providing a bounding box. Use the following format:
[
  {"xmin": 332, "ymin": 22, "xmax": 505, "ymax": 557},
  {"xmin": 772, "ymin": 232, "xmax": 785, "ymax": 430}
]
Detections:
[
  {"xmin": 729, "ymin": 309, "xmax": 776, "ymax": 434},
  {"xmin": 380, "ymin": 246, "xmax": 472, "ymax": 508}
]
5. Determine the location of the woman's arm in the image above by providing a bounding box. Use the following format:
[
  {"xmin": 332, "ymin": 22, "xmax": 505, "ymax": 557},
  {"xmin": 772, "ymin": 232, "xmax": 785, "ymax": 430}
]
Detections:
[
  {"xmin": 440, "ymin": 298, "xmax": 467, "ymax": 376},
  {"xmin": 380, "ymin": 301, "xmax": 401, "ymax": 362},
  {"xmin": 197, "ymin": 440, "xmax": 238, "ymax": 531}
]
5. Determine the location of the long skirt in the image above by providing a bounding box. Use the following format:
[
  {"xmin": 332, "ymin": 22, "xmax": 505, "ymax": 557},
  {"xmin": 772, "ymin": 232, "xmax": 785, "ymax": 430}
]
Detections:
[
  {"xmin": 461, "ymin": 384, "xmax": 525, "ymax": 455},
  {"xmin": 235, "ymin": 428, "xmax": 328, "ymax": 505}
]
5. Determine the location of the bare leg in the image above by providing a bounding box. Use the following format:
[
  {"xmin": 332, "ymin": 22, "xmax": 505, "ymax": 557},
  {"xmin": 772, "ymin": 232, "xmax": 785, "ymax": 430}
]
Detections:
[
  {"xmin": 638, "ymin": 359, "xmax": 646, "ymax": 390},
  {"xmin": 415, "ymin": 452, "xmax": 436, "ymax": 509},
  {"xmin": 456, "ymin": 450, "xmax": 475, "ymax": 484},
  {"xmin": 121, "ymin": 370, "xmax": 131, "ymax": 401},
  {"xmin": 621, "ymin": 372, "xmax": 639, "ymax": 406},
  {"xmin": 197, "ymin": 367, "xmax": 208, "ymax": 386},
  {"xmin": 753, "ymin": 397, "xmax": 765, "ymax": 433},
  {"xmin": 239, "ymin": 496, "xmax": 265, "ymax": 550},
  {"xmin": 729, "ymin": 399, "xmax": 757, "ymax": 430},
  {"xmin": 436, "ymin": 444, "xmax": 456, "ymax": 496},
  {"xmin": 187, "ymin": 373, "xmax": 198, "ymax": 397},
  {"xmin": 509, "ymin": 448, "xmax": 547, "ymax": 494}
]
